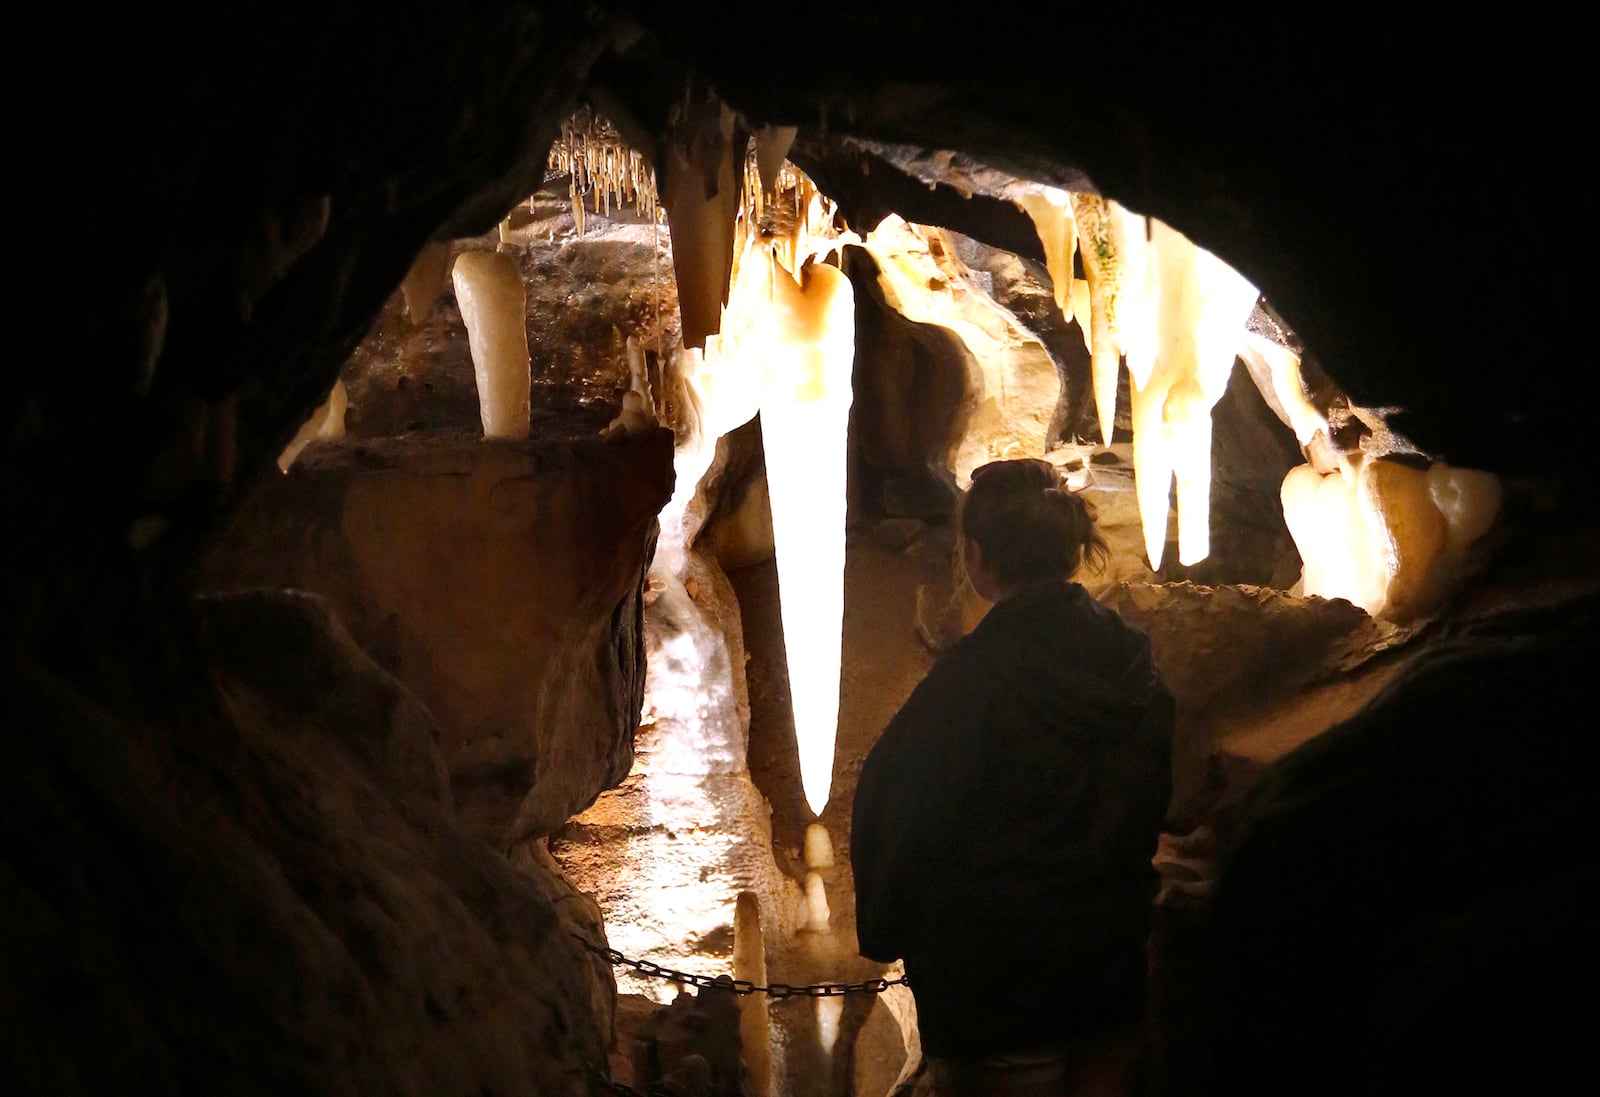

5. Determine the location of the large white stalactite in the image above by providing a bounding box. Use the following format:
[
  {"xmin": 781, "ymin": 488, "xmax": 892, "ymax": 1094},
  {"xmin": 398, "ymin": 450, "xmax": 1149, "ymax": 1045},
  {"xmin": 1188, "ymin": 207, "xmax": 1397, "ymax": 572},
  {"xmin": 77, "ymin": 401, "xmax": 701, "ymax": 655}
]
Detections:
[
  {"xmin": 758, "ymin": 258, "xmax": 855, "ymax": 817},
  {"xmin": 1023, "ymin": 190, "xmax": 1260, "ymax": 570},
  {"xmin": 659, "ymin": 138, "xmax": 859, "ymax": 817},
  {"xmin": 1144, "ymin": 217, "xmax": 1262, "ymax": 568},
  {"xmin": 1016, "ymin": 187, "xmax": 1504, "ymax": 612},
  {"xmin": 654, "ymin": 117, "xmax": 1512, "ymax": 829}
]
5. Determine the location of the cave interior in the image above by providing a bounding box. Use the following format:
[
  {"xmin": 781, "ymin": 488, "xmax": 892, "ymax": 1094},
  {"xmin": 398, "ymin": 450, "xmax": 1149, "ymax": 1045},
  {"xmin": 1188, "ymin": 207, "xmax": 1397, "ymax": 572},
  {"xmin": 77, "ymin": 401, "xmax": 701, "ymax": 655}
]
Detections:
[{"xmin": 7, "ymin": 5, "xmax": 1596, "ymax": 1097}]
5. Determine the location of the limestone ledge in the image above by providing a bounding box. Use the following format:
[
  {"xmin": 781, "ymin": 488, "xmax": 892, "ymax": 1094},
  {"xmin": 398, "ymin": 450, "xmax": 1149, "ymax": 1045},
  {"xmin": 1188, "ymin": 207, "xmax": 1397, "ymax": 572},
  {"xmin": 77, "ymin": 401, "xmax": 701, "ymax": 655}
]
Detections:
[{"xmin": 203, "ymin": 428, "xmax": 676, "ymax": 844}]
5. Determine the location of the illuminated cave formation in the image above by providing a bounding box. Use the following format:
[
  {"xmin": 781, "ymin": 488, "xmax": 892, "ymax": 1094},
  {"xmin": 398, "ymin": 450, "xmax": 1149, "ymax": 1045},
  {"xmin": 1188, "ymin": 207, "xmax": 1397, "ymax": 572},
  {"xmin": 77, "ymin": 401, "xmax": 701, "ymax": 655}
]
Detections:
[
  {"xmin": 346, "ymin": 106, "xmax": 1515, "ymax": 989},
  {"xmin": 32, "ymin": 13, "xmax": 1591, "ymax": 1095},
  {"xmin": 253, "ymin": 108, "xmax": 1524, "ymax": 1093},
  {"xmin": 450, "ymin": 249, "xmax": 534, "ymax": 440}
]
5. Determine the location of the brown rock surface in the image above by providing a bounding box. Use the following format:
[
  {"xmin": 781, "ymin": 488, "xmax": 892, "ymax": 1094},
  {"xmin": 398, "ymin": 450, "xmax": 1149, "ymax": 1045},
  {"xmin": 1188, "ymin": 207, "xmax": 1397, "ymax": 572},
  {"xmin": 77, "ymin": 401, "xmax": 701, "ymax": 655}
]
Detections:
[
  {"xmin": 203, "ymin": 429, "xmax": 674, "ymax": 842},
  {"xmin": 2, "ymin": 589, "xmax": 611, "ymax": 1096}
]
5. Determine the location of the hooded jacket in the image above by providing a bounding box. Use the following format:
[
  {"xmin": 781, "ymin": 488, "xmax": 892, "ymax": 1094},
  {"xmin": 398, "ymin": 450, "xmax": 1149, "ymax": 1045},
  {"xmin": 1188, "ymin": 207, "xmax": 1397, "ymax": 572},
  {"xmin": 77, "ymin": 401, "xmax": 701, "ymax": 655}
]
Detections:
[{"xmin": 850, "ymin": 579, "xmax": 1174, "ymax": 1058}]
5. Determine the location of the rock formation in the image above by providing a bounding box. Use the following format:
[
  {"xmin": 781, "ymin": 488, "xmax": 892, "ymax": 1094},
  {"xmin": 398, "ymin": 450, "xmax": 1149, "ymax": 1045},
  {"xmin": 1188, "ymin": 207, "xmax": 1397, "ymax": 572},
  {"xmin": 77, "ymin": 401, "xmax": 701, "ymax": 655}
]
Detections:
[{"xmin": 7, "ymin": 5, "xmax": 1595, "ymax": 1096}]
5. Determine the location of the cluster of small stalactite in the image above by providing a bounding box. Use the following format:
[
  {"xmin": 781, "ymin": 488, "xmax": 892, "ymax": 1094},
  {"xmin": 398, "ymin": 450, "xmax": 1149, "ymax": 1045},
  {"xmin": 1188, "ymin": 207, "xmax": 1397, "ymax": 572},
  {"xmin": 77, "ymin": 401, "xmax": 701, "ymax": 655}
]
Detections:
[
  {"xmin": 737, "ymin": 147, "xmax": 844, "ymax": 279},
  {"xmin": 546, "ymin": 111, "xmax": 660, "ymax": 235},
  {"xmin": 741, "ymin": 149, "xmax": 807, "ymax": 232}
]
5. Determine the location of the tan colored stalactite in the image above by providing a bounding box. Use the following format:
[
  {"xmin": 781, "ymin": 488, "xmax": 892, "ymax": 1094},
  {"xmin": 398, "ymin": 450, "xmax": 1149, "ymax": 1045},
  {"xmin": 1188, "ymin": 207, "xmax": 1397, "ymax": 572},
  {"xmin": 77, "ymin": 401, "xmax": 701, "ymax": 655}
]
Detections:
[
  {"xmin": 1070, "ymin": 192, "xmax": 1123, "ymax": 446},
  {"xmin": 548, "ymin": 111, "xmax": 661, "ymax": 234},
  {"xmin": 1015, "ymin": 189, "xmax": 1076, "ymax": 315},
  {"xmin": 660, "ymin": 100, "xmax": 740, "ymax": 350}
]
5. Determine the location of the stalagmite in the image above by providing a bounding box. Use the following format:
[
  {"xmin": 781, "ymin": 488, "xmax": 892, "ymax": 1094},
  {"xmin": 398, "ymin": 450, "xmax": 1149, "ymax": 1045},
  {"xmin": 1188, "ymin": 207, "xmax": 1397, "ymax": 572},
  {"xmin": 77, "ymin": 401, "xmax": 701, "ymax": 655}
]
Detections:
[
  {"xmin": 734, "ymin": 891, "xmax": 773, "ymax": 1097},
  {"xmin": 801, "ymin": 871, "xmax": 831, "ymax": 932},
  {"xmin": 1280, "ymin": 462, "xmax": 1381, "ymax": 611},
  {"xmin": 1428, "ymin": 462, "xmax": 1503, "ymax": 557},
  {"xmin": 625, "ymin": 332, "xmax": 657, "ymax": 417},
  {"xmin": 1280, "ymin": 457, "xmax": 1502, "ymax": 621},
  {"xmin": 803, "ymin": 822, "xmax": 834, "ymax": 869},
  {"xmin": 816, "ymin": 995, "xmax": 844, "ymax": 1058},
  {"xmin": 400, "ymin": 241, "xmax": 452, "ymax": 324},
  {"xmin": 600, "ymin": 391, "xmax": 656, "ymax": 442},
  {"xmin": 276, "ymin": 379, "xmax": 347, "ymax": 472},
  {"xmin": 1357, "ymin": 458, "xmax": 1448, "ymax": 622},
  {"xmin": 450, "ymin": 250, "xmax": 531, "ymax": 440}
]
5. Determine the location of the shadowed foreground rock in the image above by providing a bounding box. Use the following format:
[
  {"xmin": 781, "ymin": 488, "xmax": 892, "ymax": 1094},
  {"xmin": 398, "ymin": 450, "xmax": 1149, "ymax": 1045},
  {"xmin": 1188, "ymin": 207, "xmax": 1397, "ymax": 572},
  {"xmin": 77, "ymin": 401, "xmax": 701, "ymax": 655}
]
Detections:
[
  {"xmin": 1, "ymin": 589, "xmax": 612, "ymax": 1096},
  {"xmin": 1203, "ymin": 595, "xmax": 1597, "ymax": 1096}
]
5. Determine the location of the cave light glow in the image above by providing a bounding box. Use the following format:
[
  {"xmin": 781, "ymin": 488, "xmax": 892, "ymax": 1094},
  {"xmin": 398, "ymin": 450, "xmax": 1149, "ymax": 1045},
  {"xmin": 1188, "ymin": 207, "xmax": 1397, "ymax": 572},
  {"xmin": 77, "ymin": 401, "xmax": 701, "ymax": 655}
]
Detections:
[
  {"xmin": 552, "ymin": 111, "xmax": 1514, "ymax": 890},
  {"xmin": 692, "ymin": 150, "xmax": 859, "ymax": 818}
]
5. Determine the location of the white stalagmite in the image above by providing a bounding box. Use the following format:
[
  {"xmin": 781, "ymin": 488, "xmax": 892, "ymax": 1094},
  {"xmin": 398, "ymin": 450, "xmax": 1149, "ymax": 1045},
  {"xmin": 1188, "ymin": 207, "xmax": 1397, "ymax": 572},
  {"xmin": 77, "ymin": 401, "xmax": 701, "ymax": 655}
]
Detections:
[
  {"xmin": 815, "ymin": 995, "xmax": 844, "ymax": 1058},
  {"xmin": 451, "ymin": 250, "xmax": 531, "ymax": 440},
  {"xmin": 733, "ymin": 891, "xmax": 773, "ymax": 1097},
  {"xmin": 400, "ymin": 241, "xmax": 452, "ymax": 324},
  {"xmin": 276, "ymin": 379, "xmax": 347, "ymax": 472},
  {"xmin": 1280, "ymin": 462, "xmax": 1382, "ymax": 611},
  {"xmin": 804, "ymin": 822, "xmax": 835, "ymax": 869},
  {"xmin": 761, "ymin": 256, "xmax": 855, "ymax": 818},
  {"xmin": 1280, "ymin": 457, "xmax": 1502, "ymax": 621},
  {"xmin": 802, "ymin": 870, "xmax": 831, "ymax": 932}
]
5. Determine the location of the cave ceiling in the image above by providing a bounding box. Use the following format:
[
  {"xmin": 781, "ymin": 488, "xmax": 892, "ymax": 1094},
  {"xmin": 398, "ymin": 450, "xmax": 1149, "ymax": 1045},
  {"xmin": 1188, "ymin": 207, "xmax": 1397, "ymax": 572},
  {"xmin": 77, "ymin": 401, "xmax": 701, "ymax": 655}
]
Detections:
[{"xmin": 16, "ymin": 3, "xmax": 1588, "ymax": 599}]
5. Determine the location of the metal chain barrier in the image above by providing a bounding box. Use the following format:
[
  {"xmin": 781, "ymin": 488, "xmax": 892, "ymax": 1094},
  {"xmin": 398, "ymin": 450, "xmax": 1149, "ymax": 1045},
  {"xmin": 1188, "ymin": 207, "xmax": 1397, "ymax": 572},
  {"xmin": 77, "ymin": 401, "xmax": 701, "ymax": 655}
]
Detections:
[{"xmin": 573, "ymin": 934, "xmax": 909, "ymax": 998}]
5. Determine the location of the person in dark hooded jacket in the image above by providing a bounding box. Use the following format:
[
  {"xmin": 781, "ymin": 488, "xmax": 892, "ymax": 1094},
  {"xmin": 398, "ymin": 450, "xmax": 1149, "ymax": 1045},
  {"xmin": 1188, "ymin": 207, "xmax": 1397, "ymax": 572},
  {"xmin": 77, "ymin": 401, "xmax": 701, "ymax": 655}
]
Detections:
[{"xmin": 851, "ymin": 458, "xmax": 1174, "ymax": 1096}]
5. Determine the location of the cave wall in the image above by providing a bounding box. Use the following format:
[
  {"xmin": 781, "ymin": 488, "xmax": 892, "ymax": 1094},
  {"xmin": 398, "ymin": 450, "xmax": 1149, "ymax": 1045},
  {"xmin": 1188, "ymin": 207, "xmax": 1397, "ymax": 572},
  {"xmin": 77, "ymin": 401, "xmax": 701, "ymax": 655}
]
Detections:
[
  {"xmin": 203, "ymin": 430, "xmax": 674, "ymax": 843},
  {"xmin": 3, "ymin": 588, "xmax": 614, "ymax": 1095},
  {"xmin": 8, "ymin": 4, "xmax": 1597, "ymax": 1094}
]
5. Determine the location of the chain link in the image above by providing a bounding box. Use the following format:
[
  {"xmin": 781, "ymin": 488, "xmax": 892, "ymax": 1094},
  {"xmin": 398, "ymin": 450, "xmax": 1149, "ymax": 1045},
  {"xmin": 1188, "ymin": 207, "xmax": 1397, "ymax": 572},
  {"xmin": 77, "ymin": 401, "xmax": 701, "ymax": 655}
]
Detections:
[{"xmin": 573, "ymin": 934, "xmax": 908, "ymax": 998}]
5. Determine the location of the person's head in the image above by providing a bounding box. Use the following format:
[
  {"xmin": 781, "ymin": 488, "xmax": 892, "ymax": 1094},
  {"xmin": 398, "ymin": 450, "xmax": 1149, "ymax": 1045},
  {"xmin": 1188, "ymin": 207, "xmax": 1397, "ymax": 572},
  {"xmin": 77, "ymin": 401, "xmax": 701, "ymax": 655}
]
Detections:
[{"xmin": 958, "ymin": 458, "xmax": 1108, "ymax": 600}]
